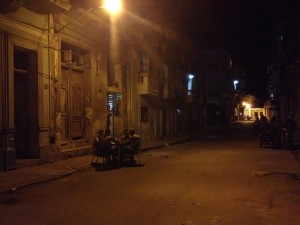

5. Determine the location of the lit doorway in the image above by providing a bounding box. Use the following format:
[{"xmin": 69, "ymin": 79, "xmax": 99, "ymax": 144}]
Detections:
[{"xmin": 107, "ymin": 92, "xmax": 122, "ymax": 136}]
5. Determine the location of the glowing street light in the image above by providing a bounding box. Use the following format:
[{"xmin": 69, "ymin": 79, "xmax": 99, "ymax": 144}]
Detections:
[
  {"xmin": 103, "ymin": 0, "xmax": 122, "ymax": 14},
  {"xmin": 242, "ymin": 102, "xmax": 251, "ymax": 109},
  {"xmin": 233, "ymin": 80, "xmax": 239, "ymax": 90},
  {"xmin": 57, "ymin": 0, "xmax": 122, "ymax": 33},
  {"xmin": 188, "ymin": 74, "xmax": 195, "ymax": 80}
]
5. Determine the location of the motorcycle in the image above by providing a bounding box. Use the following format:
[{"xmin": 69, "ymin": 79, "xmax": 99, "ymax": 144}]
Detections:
[
  {"xmin": 280, "ymin": 126, "xmax": 291, "ymax": 150},
  {"xmin": 258, "ymin": 124, "xmax": 277, "ymax": 148}
]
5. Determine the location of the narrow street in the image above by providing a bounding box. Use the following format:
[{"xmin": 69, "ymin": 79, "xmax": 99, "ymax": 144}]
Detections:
[{"xmin": 1, "ymin": 121, "xmax": 300, "ymax": 225}]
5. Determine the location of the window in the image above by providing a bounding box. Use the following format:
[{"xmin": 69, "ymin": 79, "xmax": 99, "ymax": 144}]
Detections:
[
  {"xmin": 108, "ymin": 93, "xmax": 122, "ymax": 116},
  {"xmin": 141, "ymin": 107, "xmax": 149, "ymax": 123},
  {"xmin": 140, "ymin": 53, "xmax": 149, "ymax": 73},
  {"xmin": 107, "ymin": 60, "xmax": 114, "ymax": 86},
  {"xmin": 187, "ymin": 74, "xmax": 194, "ymax": 96}
]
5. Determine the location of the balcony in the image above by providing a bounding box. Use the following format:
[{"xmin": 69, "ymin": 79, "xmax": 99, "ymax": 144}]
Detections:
[
  {"xmin": 163, "ymin": 82, "xmax": 176, "ymax": 99},
  {"xmin": 138, "ymin": 72, "xmax": 159, "ymax": 96},
  {"xmin": 24, "ymin": 0, "xmax": 71, "ymax": 14}
]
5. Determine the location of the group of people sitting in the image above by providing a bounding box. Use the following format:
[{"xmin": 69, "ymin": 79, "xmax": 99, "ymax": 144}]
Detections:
[{"xmin": 92, "ymin": 128, "xmax": 140, "ymax": 167}]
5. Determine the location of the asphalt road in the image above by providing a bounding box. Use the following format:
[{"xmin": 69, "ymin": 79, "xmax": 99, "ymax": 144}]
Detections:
[{"xmin": 1, "ymin": 121, "xmax": 300, "ymax": 225}]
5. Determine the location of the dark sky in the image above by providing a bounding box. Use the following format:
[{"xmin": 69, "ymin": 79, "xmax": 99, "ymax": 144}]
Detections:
[
  {"xmin": 128, "ymin": 0, "xmax": 277, "ymax": 101},
  {"xmin": 125, "ymin": 0, "xmax": 278, "ymax": 101},
  {"xmin": 170, "ymin": 0, "xmax": 276, "ymax": 101}
]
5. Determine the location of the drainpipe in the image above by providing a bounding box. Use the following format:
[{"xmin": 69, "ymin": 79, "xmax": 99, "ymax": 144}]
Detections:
[
  {"xmin": 2, "ymin": 71, "xmax": 7, "ymax": 172},
  {"xmin": 1, "ymin": 33, "xmax": 8, "ymax": 171},
  {"xmin": 48, "ymin": 14, "xmax": 52, "ymax": 142},
  {"xmin": 128, "ymin": 50, "xmax": 133, "ymax": 128}
]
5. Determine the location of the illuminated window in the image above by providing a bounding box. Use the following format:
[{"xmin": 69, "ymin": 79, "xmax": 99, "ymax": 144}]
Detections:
[
  {"xmin": 233, "ymin": 80, "xmax": 239, "ymax": 90},
  {"xmin": 187, "ymin": 74, "xmax": 194, "ymax": 96},
  {"xmin": 108, "ymin": 93, "xmax": 122, "ymax": 116}
]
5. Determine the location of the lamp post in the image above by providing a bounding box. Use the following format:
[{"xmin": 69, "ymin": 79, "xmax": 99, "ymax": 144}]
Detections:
[{"xmin": 102, "ymin": 0, "xmax": 122, "ymax": 137}]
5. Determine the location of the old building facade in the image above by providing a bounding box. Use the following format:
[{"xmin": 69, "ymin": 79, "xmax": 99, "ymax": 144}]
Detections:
[
  {"xmin": 0, "ymin": 0, "xmax": 205, "ymax": 169},
  {"xmin": 267, "ymin": 0, "xmax": 300, "ymax": 126},
  {"xmin": 200, "ymin": 50, "xmax": 234, "ymax": 126}
]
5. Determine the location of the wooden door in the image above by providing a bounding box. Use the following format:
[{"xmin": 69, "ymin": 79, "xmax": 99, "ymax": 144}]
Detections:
[{"xmin": 70, "ymin": 70, "xmax": 83, "ymax": 140}]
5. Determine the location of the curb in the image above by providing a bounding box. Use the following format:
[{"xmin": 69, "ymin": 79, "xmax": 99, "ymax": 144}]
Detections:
[
  {"xmin": 1, "ymin": 137, "xmax": 195, "ymax": 194},
  {"xmin": 0, "ymin": 166, "xmax": 92, "ymax": 195}
]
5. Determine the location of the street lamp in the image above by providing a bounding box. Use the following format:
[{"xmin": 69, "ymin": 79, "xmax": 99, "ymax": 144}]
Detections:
[
  {"xmin": 233, "ymin": 80, "xmax": 239, "ymax": 90},
  {"xmin": 57, "ymin": 0, "xmax": 122, "ymax": 33},
  {"xmin": 242, "ymin": 102, "xmax": 251, "ymax": 120},
  {"xmin": 103, "ymin": 0, "xmax": 122, "ymax": 14}
]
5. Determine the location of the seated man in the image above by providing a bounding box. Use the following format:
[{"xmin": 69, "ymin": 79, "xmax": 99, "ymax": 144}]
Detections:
[
  {"xmin": 118, "ymin": 129, "xmax": 130, "ymax": 146},
  {"xmin": 93, "ymin": 129, "xmax": 112, "ymax": 165},
  {"xmin": 120, "ymin": 128, "xmax": 140, "ymax": 163},
  {"xmin": 128, "ymin": 128, "xmax": 140, "ymax": 149}
]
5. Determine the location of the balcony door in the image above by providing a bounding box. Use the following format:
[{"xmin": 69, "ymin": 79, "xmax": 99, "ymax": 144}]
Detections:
[{"xmin": 61, "ymin": 68, "xmax": 84, "ymax": 142}]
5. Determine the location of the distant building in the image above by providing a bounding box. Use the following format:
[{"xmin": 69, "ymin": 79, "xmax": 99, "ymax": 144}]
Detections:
[
  {"xmin": 200, "ymin": 50, "xmax": 237, "ymax": 125},
  {"xmin": 242, "ymin": 94, "xmax": 265, "ymax": 120},
  {"xmin": 267, "ymin": 0, "xmax": 300, "ymax": 125}
]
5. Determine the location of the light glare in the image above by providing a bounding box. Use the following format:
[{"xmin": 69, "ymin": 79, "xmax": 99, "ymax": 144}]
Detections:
[
  {"xmin": 188, "ymin": 74, "xmax": 194, "ymax": 80},
  {"xmin": 233, "ymin": 80, "xmax": 239, "ymax": 90},
  {"xmin": 103, "ymin": 0, "xmax": 122, "ymax": 14}
]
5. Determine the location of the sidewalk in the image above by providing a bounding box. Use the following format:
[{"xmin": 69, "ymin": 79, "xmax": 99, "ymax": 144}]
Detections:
[{"xmin": 0, "ymin": 133, "xmax": 198, "ymax": 194}]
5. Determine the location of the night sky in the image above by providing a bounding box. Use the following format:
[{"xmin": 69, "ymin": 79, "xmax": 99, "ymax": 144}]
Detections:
[
  {"xmin": 169, "ymin": 0, "xmax": 277, "ymax": 101},
  {"xmin": 128, "ymin": 0, "xmax": 277, "ymax": 102}
]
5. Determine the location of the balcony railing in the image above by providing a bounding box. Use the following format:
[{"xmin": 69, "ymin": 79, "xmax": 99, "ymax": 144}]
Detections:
[{"xmin": 24, "ymin": 0, "xmax": 71, "ymax": 13}]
